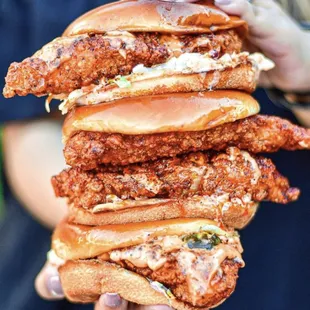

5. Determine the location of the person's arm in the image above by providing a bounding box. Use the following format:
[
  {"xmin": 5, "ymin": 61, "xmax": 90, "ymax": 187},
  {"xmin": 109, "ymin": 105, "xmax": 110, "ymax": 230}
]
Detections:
[
  {"xmin": 3, "ymin": 120, "xmax": 67, "ymax": 228},
  {"xmin": 215, "ymin": 0, "xmax": 310, "ymax": 91}
]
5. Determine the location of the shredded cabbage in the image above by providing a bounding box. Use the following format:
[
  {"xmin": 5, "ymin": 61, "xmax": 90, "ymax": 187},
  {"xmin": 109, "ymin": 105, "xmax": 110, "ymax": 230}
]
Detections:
[{"xmin": 148, "ymin": 279, "xmax": 175, "ymax": 300}]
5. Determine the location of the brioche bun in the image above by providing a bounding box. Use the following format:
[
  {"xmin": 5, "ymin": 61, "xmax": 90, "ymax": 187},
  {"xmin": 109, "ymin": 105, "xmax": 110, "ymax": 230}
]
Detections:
[
  {"xmin": 61, "ymin": 62, "xmax": 257, "ymax": 113},
  {"xmin": 64, "ymin": 0, "xmax": 247, "ymax": 36},
  {"xmin": 52, "ymin": 218, "xmax": 232, "ymax": 260},
  {"xmin": 59, "ymin": 259, "xmax": 224, "ymax": 309},
  {"xmin": 56, "ymin": 219, "xmax": 242, "ymax": 309},
  {"xmin": 63, "ymin": 90, "xmax": 259, "ymax": 142},
  {"xmin": 67, "ymin": 198, "xmax": 259, "ymax": 230}
]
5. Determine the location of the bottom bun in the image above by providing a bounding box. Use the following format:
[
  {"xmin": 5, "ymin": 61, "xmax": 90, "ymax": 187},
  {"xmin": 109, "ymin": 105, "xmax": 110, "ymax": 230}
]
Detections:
[
  {"xmin": 68, "ymin": 198, "xmax": 259, "ymax": 229},
  {"xmin": 59, "ymin": 260, "xmax": 222, "ymax": 310}
]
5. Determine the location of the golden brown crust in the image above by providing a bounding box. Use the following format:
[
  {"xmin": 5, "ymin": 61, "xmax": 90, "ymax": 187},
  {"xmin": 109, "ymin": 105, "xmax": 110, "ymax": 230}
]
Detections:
[
  {"xmin": 64, "ymin": 0, "xmax": 247, "ymax": 36},
  {"xmin": 63, "ymin": 90, "xmax": 259, "ymax": 140},
  {"xmin": 116, "ymin": 255, "xmax": 241, "ymax": 308},
  {"xmin": 52, "ymin": 218, "xmax": 231, "ymax": 260},
  {"xmin": 3, "ymin": 33, "xmax": 170, "ymax": 98},
  {"xmin": 53, "ymin": 146, "xmax": 300, "ymax": 210},
  {"xmin": 67, "ymin": 199, "xmax": 259, "ymax": 229},
  {"xmin": 59, "ymin": 259, "xmax": 211, "ymax": 309},
  {"xmin": 63, "ymin": 115, "xmax": 310, "ymax": 168}
]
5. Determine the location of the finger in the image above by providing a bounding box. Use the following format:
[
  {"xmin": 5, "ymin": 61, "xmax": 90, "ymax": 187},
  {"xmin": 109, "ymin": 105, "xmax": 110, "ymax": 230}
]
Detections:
[
  {"xmin": 214, "ymin": 0, "xmax": 284, "ymax": 37},
  {"xmin": 134, "ymin": 305, "xmax": 174, "ymax": 310},
  {"xmin": 35, "ymin": 263, "xmax": 64, "ymax": 300},
  {"xmin": 94, "ymin": 294, "xmax": 128, "ymax": 310},
  {"xmin": 214, "ymin": 0, "xmax": 257, "ymax": 24}
]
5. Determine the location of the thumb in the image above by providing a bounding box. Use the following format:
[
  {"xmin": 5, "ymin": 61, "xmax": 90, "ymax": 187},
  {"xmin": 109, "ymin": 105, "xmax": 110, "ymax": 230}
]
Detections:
[
  {"xmin": 94, "ymin": 294, "xmax": 128, "ymax": 310},
  {"xmin": 214, "ymin": 0, "xmax": 304, "ymax": 62},
  {"xmin": 214, "ymin": 0, "xmax": 298, "ymax": 38},
  {"xmin": 214, "ymin": 0, "xmax": 257, "ymax": 30}
]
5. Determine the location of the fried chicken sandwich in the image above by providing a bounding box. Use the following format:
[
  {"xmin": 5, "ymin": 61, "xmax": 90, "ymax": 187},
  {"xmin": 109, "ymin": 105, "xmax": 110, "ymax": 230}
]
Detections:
[
  {"xmin": 50, "ymin": 219, "xmax": 245, "ymax": 309},
  {"xmin": 3, "ymin": 0, "xmax": 310, "ymax": 309}
]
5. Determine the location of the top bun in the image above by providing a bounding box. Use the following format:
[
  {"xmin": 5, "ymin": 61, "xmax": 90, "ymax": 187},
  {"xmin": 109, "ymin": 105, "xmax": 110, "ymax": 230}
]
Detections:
[{"xmin": 64, "ymin": 0, "xmax": 247, "ymax": 35}]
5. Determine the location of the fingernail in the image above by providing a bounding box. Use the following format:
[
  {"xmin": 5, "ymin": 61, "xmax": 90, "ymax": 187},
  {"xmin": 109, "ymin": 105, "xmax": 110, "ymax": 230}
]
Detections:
[
  {"xmin": 46, "ymin": 275, "xmax": 64, "ymax": 297},
  {"xmin": 147, "ymin": 306, "xmax": 173, "ymax": 310},
  {"xmin": 100, "ymin": 293, "xmax": 122, "ymax": 308},
  {"xmin": 215, "ymin": 0, "xmax": 232, "ymax": 5}
]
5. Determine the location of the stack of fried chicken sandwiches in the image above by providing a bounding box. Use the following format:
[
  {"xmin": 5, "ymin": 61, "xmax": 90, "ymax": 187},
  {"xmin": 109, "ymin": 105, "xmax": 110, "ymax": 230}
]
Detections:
[{"xmin": 4, "ymin": 1, "xmax": 310, "ymax": 309}]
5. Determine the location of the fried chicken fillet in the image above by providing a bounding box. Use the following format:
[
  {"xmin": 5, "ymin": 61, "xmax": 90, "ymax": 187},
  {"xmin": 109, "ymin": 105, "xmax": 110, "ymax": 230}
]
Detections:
[
  {"xmin": 3, "ymin": 30, "xmax": 242, "ymax": 98},
  {"xmin": 63, "ymin": 115, "xmax": 310, "ymax": 169},
  {"xmin": 51, "ymin": 219, "xmax": 245, "ymax": 309},
  {"xmin": 53, "ymin": 147, "xmax": 299, "ymax": 210}
]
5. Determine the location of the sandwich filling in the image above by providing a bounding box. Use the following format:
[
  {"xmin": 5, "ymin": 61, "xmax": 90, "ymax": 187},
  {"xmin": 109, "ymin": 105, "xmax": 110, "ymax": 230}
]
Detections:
[
  {"xmin": 50, "ymin": 224, "xmax": 244, "ymax": 307},
  {"xmin": 3, "ymin": 30, "xmax": 242, "ymax": 99},
  {"xmin": 63, "ymin": 115, "xmax": 310, "ymax": 169},
  {"xmin": 3, "ymin": 29, "xmax": 274, "ymax": 115},
  {"xmin": 57, "ymin": 51, "xmax": 273, "ymax": 113},
  {"xmin": 107, "ymin": 232, "xmax": 244, "ymax": 307},
  {"xmin": 52, "ymin": 147, "xmax": 300, "ymax": 213}
]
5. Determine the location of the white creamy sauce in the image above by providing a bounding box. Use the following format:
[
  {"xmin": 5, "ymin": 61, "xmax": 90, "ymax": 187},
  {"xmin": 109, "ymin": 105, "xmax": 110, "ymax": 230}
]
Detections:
[
  {"xmin": 47, "ymin": 250, "xmax": 65, "ymax": 267},
  {"xmin": 92, "ymin": 192, "xmax": 257, "ymax": 225},
  {"xmin": 208, "ymin": 70, "xmax": 221, "ymax": 91},
  {"xmin": 105, "ymin": 194, "xmax": 123, "ymax": 203},
  {"xmin": 104, "ymin": 31, "xmax": 137, "ymax": 51},
  {"xmin": 34, "ymin": 35, "xmax": 88, "ymax": 64},
  {"xmin": 129, "ymin": 173, "xmax": 163, "ymax": 194},
  {"xmin": 110, "ymin": 245, "xmax": 167, "ymax": 270},
  {"xmin": 240, "ymin": 150, "xmax": 261, "ymax": 185},
  {"xmin": 176, "ymin": 245, "xmax": 241, "ymax": 303},
  {"xmin": 159, "ymin": 34, "xmax": 183, "ymax": 56},
  {"xmin": 189, "ymin": 166, "xmax": 207, "ymax": 192},
  {"xmin": 299, "ymin": 141, "xmax": 309, "ymax": 148},
  {"xmin": 110, "ymin": 235, "xmax": 183, "ymax": 270},
  {"xmin": 109, "ymin": 234, "xmax": 244, "ymax": 306},
  {"xmin": 227, "ymin": 148, "xmax": 261, "ymax": 186},
  {"xmin": 132, "ymin": 52, "xmax": 250, "ymax": 75},
  {"xmin": 248, "ymin": 53, "xmax": 275, "ymax": 71}
]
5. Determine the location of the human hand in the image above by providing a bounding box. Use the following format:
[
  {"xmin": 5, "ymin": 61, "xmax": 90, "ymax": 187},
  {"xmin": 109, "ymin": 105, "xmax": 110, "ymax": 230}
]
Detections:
[
  {"xmin": 214, "ymin": 0, "xmax": 310, "ymax": 92},
  {"xmin": 35, "ymin": 262, "xmax": 173, "ymax": 310}
]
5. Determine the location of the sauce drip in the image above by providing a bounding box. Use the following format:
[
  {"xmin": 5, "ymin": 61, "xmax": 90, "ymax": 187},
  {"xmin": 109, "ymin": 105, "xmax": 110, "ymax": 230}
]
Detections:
[{"xmin": 108, "ymin": 233, "xmax": 244, "ymax": 305}]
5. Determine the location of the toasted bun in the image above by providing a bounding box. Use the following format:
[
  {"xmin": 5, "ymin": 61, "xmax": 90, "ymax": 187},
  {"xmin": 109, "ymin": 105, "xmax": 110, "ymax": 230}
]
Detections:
[
  {"xmin": 64, "ymin": 0, "xmax": 247, "ymax": 36},
  {"xmin": 59, "ymin": 259, "xmax": 211, "ymax": 309},
  {"xmin": 68, "ymin": 198, "xmax": 259, "ymax": 230},
  {"xmin": 63, "ymin": 90, "xmax": 259, "ymax": 142},
  {"xmin": 52, "ymin": 218, "xmax": 231, "ymax": 260}
]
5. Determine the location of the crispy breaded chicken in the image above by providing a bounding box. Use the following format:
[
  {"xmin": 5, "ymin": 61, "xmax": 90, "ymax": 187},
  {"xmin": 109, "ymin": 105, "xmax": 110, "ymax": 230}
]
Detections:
[
  {"xmin": 63, "ymin": 115, "xmax": 310, "ymax": 169},
  {"xmin": 52, "ymin": 147, "xmax": 300, "ymax": 209},
  {"xmin": 118, "ymin": 258, "xmax": 240, "ymax": 308},
  {"xmin": 109, "ymin": 246, "xmax": 241, "ymax": 308},
  {"xmin": 3, "ymin": 30, "xmax": 242, "ymax": 98},
  {"xmin": 3, "ymin": 33, "xmax": 169, "ymax": 98}
]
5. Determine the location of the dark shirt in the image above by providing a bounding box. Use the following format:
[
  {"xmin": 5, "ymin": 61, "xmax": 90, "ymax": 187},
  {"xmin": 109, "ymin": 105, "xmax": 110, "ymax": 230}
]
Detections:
[{"xmin": 0, "ymin": 1, "xmax": 309, "ymax": 310}]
